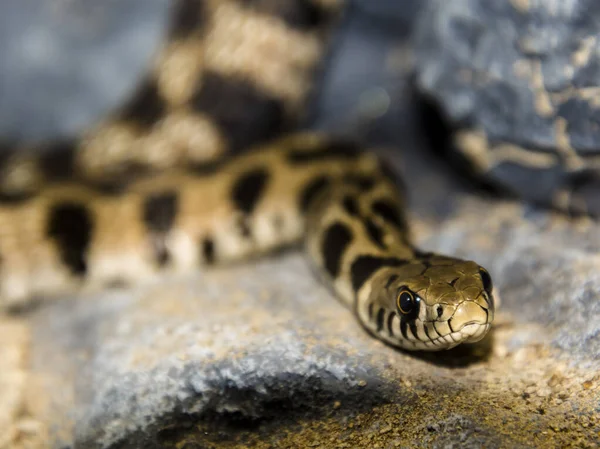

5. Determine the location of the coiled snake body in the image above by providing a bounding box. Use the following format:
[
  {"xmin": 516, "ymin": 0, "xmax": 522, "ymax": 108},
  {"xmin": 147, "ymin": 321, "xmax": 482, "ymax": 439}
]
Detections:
[{"xmin": 0, "ymin": 0, "xmax": 495, "ymax": 351}]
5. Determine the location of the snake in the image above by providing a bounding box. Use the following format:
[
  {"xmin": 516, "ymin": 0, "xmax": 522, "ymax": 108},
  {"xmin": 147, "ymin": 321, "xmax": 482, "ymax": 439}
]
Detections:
[{"xmin": 0, "ymin": 0, "xmax": 495, "ymax": 351}]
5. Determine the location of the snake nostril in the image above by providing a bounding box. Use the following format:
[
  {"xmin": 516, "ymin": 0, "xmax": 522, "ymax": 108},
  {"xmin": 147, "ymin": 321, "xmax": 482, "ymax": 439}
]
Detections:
[{"xmin": 436, "ymin": 306, "xmax": 443, "ymax": 318}]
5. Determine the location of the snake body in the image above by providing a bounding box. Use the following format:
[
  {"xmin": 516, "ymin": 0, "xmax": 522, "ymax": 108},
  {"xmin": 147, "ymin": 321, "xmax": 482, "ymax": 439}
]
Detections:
[{"xmin": 0, "ymin": 0, "xmax": 495, "ymax": 350}]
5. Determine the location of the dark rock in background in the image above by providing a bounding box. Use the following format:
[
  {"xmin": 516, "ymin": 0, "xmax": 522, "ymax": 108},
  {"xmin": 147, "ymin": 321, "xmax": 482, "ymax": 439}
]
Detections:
[
  {"xmin": 414, "ymin": 0, "xmax": 600, "ymax": 215},
  {"xmin": 1, "ymin": 1, "xmax": 599, "ymax": 448},
  {"xmin": 0, "ymin": 0, "xmax": 168, "ymax": 142}
]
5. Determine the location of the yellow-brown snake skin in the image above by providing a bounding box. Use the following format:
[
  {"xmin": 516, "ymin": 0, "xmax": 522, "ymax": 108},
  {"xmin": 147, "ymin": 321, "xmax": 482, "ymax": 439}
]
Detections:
[{"xmin": 0, "ymin": 0, "xmax": 495, "ymax": 351}]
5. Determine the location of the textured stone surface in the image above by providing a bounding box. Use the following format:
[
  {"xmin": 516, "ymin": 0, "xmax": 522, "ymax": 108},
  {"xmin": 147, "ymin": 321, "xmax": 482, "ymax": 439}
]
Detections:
[{"xmin": 414, "ymin": 0, "xmax": 600, "ymax": 215}]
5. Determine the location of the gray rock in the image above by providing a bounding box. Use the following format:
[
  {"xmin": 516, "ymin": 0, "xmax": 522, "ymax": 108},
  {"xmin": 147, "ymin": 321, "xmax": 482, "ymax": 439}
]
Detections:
[
  {"xmin": 414, "ymin": 0, "xmax": 600, "ymax": 215},
  {"xmin": 0, "ymin": 0, "xmax": 168, "ymax": 143}
]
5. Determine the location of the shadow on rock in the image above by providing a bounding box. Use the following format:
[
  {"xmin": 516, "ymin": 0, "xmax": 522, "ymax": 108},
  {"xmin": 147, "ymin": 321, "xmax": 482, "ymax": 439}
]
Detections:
[
  {"xmin": 97, "ymin": 370, "xmax": 404, "ymax": 449},
  {"xmin": 410, "ymin": 329, "xmax": 495, "ymax": 368}
]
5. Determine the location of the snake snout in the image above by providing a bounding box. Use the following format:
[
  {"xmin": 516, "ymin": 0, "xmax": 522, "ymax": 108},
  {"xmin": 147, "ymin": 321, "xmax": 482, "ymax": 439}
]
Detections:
[{"xmin": 448, "ymin": 301, "xmax": 490, "ymax": 342}]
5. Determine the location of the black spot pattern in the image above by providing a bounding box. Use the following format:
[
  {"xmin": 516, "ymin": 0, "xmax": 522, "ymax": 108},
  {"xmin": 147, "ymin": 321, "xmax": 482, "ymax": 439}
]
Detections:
[
  {"xmin": 376, "ymin": 307, "xmax": 385, "ymax": 332},
  {"xmin": 119, "ymin": 79, "xmax": 167, "ymax": 128},
  {"xmin": 387, "ymin": 312, "xmax": 396, "ymax": 336},
  {"xmin": 350, "ymin": 256, "xmax": 409, "ymax": 292},
  {"xmin": 143, "ymin": 191, "xmax": 178, "ymax": 233},
  {"xmin": 39, "ymin": 140, "xmax": 77, "ymax": 181},
  {"xmin": 0, "ymin": 191, "xmax": 34, "ymax": 204},
  {"xmin": 341, "ymin": 195, "xmax": 359, "ymax": 216},
  {"xmin": 46, "ymin": 202, "xmax": 93, "ymax": 275},
  {"xmin": 236, "ymin": 0, "xmax": 329, "ymax": 31},
  {"xmin": 364, "ymin": 218, "xmax": 386, "ymax": 249},
  {"xmin": 201, "ymin": 237, "xmax": 215, "ymax": 264},
  {"xmin": 299, "ymin": 176, "xmax": 330, "ymax": 212},
  {"xmin": 409, "ymin": 321, "xmax": 419, "ymax": 341},
  {"xmin": 287, "ymin": 140, "xmax": 361, "ymax": 164},
  {"xmin": 343, "ymin": 174, "xmax": 376, "ymax": 192},
  {"xmin": 400, "ymin": 320, "xmax": 409, "ymax": 341},
  {"xmin": 384, "ymin": 274, "xmax": 398, "ymax": 289},
  {"xmin": 423, "ymin": 324, "xmax": 433, "ymax": 342},
  {"xmin": 371, "ymin": 200, "xmax": 406, "ymax": 230},
  {"xmin": 170, "ymin": 0, "xmax": 205, "ymax": 38},
  {"xmin": 321, "ymin": 222, "xmax": 352, "ymax": 278},
  {"xmin": 231, "ymin": 168, "xmax": 270, "ymax": 214},
  {"xmin": 191, "ymin": 72, "xmax": 285, "ymax": 154}
]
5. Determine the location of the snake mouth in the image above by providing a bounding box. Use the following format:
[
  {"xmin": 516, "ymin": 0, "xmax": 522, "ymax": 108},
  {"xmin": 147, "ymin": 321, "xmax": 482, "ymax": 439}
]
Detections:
[
  {"xmin": 460, "ymin": 322, "xmax": 490, "ymax": 343},
  {"xmin": 416, "ymin": 322, "xmax": 491, "ymax": 350}
]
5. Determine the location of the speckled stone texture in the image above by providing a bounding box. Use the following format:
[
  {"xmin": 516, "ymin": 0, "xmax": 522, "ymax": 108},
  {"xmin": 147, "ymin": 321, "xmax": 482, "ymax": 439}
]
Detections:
[
  {"xmin": 1, "ymin": 1, "xmax": 600, "ymax": 448},
  {"xmin": 414, "ymin": 0, "xmax": 600, "ymax": 215}
]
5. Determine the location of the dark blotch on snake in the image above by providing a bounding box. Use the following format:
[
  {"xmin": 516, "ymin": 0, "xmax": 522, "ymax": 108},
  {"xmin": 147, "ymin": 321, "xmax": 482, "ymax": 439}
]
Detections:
[
  {"xmin": 343, "ymin": 174, "xmax": 376, "ymax": 191},
  {"xmin": 231, "ymin": 168, "xmax": 270, "ymax": 214},
  {"xmin": 364, "ymin": 218, "xmax": 386, "ymax": 249},
  {"xmin": 322, "ymin": 222, "xmax": 353, "ymax": 278},
  {"xmin": 201, "ymin": 238, "xmax": 215, "ymax": 264},
  {"xmin": 385, "ymin": 275, "xmax": 398, "ymax": 289},
  {"xmin": 299, "ymin": 176, "xmax": 331, "ymax": 212},
  {"xmin": 235, "ymin": 0, "xmax": 328, "ymax": 31},
  {"xmin": 372, "ymin": 200, "xmax": 406, "ymax": 230},
  {"xmin": 191, "ymin": 72, "xmax": 284, "ymax": 154},
  {"xmin": 409, "ymin": 321, "xmax": 419, "ymax": 341},
  {"xmin": 400, "ymin": 319, "xmax": 409, "ymax": 341},
  {"xmin": 423, "ymin": 323, "xmax": 433, "ymax": 342},
  {"xmin": 387, "ymin": 311, "xmax": 396, "ymax": 336},
  {"xmin": 119, "ymin": 79, "xmax": 166, "ymax": 128},
  {"xmin": 0, "ymin": 191, "xmax": 34, "ymax": 204},
  {"xmin": 39, "ymin": 140, "xmax": 77, "ymax": 181},
  {"xmin": 46, "ymin": 202, "xmax": 93, "ymax": 275},
  {"xmin": 376, "ymin": 307, "xmax": 385, "ymax": 332},
  {"xmin": 342, "ymin": 195, "xmax": 359, "ymax": 216},
  {"xmin": 143, "ymin": 191, "xmax": 178, "ymax": 233},
  {"xmin": 350, "ymin": 256, "xmax": 409, "ymax": 292},
  {"xmin": 170, "ymin": 0, "xmax": 206, "ymax": 39}
]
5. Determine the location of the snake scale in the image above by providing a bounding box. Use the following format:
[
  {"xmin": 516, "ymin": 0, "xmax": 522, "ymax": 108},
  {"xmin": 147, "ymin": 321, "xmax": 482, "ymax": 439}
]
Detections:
[{"xmin": 0, "ymin": 0, "xmax": 495, "ymax": 351}]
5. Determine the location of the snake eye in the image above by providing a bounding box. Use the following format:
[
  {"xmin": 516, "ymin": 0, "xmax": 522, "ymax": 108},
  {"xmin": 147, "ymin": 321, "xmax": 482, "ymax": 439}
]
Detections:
[
  {"xmin": 396, "ymin": 287, "xmax": 417, "ymax": 316},
  {"xmin": 479, "ymin": 268, "xmax": 493, "ymax": 294}
]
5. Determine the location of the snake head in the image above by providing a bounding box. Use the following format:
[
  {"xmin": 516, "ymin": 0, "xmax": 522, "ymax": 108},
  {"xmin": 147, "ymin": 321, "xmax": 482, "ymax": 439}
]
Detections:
[{"xmin": 359, "ymin": 257, "xmax": 495, "ymax": 351}]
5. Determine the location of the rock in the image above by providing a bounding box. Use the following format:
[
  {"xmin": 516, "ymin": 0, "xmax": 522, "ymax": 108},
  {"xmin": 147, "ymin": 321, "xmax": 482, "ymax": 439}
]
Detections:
[
  {"xmin": 311, "ymin": 0, "xmax": 426, "ymax": 144},
  {"xmin": 414, "ymin": 0, "xmax": 600, "ymax": 216},
  {"xmin": 0, "ymin": 0, "xmax": 168, "ymax": 142}
]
